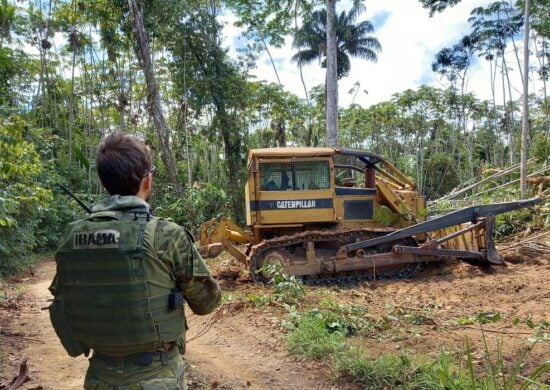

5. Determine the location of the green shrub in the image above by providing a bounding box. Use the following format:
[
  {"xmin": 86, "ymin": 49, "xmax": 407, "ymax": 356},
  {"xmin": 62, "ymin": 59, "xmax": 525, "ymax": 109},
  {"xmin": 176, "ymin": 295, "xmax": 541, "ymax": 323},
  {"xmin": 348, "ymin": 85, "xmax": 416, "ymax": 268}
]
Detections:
[
  {"xmin": 494, "ymin": 208, "xmax": 535, "ymax": 240},
  {"xmin": 154, "ymin": 183, "xmax": 229, "ymax": 236},
  {"xmin": 423, "ymin": 152, "xmax": 461, "ymax": 200},
  {"xmin": 532, "ymin": 133, "xmax": 550, "ymax": 164},
  {"xmin": 0, "ymin": 117, "xmax": 52, "ymax": 275},
  {"xmin": 316, "ymin": 297, "xmax": 372, "ymax": 335},
  {"xmin": 246, "ymin": 292, "xmax": 271, "ymax": 307},
  {"xmin": 455, "ymin": 311, "xmax": 502, "ymax": 325},
  {"xmin": 268, "ymin": 264, "xmax": 305, "ymax": 302},
  {"xmin": 373, "ymin": 205, "xmax": 399, "ymax": 226}
]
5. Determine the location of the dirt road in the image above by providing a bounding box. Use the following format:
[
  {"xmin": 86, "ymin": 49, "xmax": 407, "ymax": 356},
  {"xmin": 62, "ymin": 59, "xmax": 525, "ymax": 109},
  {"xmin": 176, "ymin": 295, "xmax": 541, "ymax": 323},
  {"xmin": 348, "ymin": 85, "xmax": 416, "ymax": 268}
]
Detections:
[
  {"xmin": 0, "ymin": 260, "xmax": 334, "ymax": 389},
  {"xmin": 0, "ymin": 239, "xmax": 549, "ymax": 389}
]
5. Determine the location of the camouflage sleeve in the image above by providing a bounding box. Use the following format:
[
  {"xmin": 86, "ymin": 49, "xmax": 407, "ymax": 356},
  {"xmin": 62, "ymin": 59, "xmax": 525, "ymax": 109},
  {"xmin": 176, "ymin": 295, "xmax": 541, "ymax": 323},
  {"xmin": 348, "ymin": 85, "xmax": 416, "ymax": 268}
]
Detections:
[{"xmin": 156, "ymin": 220, "xmax": 221, "ymax": 315}]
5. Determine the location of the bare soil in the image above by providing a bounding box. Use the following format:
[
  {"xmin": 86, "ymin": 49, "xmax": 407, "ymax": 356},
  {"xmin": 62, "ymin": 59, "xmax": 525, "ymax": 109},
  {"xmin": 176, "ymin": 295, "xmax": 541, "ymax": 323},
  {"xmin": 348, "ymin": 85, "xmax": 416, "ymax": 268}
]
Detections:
[{"xmin": 1, "ymin": 234, "xmax": 549, "ymax": 389}]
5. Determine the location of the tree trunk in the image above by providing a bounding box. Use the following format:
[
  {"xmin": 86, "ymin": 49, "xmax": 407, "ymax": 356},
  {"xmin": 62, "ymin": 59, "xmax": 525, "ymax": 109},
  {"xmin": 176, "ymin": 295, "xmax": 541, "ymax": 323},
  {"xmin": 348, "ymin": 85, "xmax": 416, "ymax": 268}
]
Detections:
[
  {"xmin": 520, "ymin": 0, "xmax": 531, "ymax": 198},
  {"xmin": 459, "ymin": 71, "xmax": 474, "ymax": 177},
  {"xmin": 535, "ymin": 37, "xmax": 549, "ymax": 141},
  {"xmin": 510, "ymin": 36, "xmax": 524, "ymax": 86},
  {"xmin": 488, "ymin": 56, "xmax": 499, "ymax": 165},
  {"xmin": 216, "ymin": 102, "xmax": 244, "ymax": 223},
  {"xmin": 499, "ymin": 57, "xmax": 511, "ymax": 165},
  {"xmin": 326, "ymin": 0, "xmax": 338, "ymax": 147},
  {"xmin": 258, "ymin": 33, "xmax": 282, "ymax": 87},
  {"xmin": 183, "ymin": 108, "xmax": 193, "ymax": 188},
  {"xmin": 294, "ymin": 1, "xmax": 313, "ymax": 143},
  {"xmin": 503, "ymin": 55, "xmax": 516, "ymax": 164},
  {"xmin": 69, "ymin": 38, "xmax": 76, "ymax": 164},
  {"xmin": 127, "ymin": 0, "xmax": 183, "ymax": 195}
]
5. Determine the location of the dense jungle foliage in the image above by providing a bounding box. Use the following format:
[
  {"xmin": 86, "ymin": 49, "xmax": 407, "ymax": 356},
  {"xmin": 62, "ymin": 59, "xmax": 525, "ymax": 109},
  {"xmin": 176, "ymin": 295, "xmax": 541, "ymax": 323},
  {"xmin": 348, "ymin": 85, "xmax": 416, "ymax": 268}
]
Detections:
[{"xmin": 0, "ymin": 0, "xmax": 548, "ymax": 275}]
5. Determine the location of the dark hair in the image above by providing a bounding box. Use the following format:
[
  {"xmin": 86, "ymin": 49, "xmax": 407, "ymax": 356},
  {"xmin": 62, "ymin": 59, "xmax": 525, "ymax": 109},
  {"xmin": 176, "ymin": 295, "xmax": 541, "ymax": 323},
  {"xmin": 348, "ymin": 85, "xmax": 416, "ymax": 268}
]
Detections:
[{"xmin": 96, "ymin": 132, "xmax": 151, "ymax": 195}]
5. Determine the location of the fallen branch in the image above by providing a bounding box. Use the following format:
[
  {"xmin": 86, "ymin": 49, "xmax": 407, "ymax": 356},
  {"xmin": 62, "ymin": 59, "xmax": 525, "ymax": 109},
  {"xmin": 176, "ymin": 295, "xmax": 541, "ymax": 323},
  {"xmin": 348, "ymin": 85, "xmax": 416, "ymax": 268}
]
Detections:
[
  {"xmin": 439, "ymin": 160, "xmax": 535, "ymax": 202},
  {"xmin": 519, "ymin": 244, "xmax": 550, "ymax": 258},
  {"xmin": 497, "ymin": 228, "xmax": 549, "ymax": 246},
  {"xmin": 498, "ymin": 230, "xmax": 550, "ymax": 252},
  {"xmin": 467, "ymin": 167, "xmax": 550, "ymax": 199},
  {"xmin": 0, "ymin": 358, "xmax": 30, "ymax": 390},
  {"xmin": 0, "ymin": 330, "xmax": 45, "ymax": 344},
  {"xmin": 431, "ymin": 163, "xmax": 550, "ymax": 205}
]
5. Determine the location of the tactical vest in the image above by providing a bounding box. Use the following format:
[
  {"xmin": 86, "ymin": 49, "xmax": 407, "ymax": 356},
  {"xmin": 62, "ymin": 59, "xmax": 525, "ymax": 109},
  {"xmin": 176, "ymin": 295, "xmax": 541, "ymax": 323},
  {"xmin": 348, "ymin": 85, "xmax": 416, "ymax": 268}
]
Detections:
[{"xmin": 55, "ymin": 210, "xmax": 185, "ymax": 355}]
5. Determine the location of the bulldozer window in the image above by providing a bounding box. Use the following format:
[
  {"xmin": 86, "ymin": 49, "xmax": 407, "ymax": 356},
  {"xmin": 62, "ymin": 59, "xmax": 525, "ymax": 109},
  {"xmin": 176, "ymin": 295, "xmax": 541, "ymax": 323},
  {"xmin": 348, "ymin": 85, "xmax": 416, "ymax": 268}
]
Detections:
[{"xmin": 260, "ymin": 161, "xmax": 330, "ymax": 191}]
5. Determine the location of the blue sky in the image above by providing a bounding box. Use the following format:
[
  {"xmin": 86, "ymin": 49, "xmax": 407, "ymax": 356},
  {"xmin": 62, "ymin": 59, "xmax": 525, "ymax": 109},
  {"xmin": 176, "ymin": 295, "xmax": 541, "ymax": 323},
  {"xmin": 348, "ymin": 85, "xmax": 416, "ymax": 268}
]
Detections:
[{"xmin": 220, "ymin": 0, "xmax": 529, "ymax": 108}]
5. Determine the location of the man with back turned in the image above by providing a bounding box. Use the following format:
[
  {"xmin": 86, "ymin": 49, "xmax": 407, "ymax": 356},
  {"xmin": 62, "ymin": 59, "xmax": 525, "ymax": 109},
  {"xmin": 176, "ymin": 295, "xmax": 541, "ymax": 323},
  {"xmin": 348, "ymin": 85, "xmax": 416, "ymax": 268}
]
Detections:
[{"xmin": 49, "ymin": 132, "xmax": 221, "ymax": 389}]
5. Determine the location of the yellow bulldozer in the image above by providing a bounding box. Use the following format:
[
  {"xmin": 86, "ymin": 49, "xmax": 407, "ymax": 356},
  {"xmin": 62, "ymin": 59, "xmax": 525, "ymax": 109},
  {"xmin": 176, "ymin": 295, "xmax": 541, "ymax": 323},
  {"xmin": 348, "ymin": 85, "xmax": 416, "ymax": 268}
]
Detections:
[{"xmin": 199, "ymin": 147, "xmax": 540, "ymax": 282}]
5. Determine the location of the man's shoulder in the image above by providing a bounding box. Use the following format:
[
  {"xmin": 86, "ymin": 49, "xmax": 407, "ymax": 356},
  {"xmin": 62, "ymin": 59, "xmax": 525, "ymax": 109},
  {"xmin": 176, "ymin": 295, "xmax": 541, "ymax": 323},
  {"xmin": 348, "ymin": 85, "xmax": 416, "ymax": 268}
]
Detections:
[
  {"xmin": 155, "ymin": 218, "xmax": 184, "ymax": 235},
  {"xmin": 63, "ymin": 217, "xmax": 88, "ymax": 230},
  {"xmin": 150, "ymin": 218, "xmax": 196, "ymax": 261},
  {"xmin": 153, "ymin": 218, "xmax": 193, "ymax": 246}
]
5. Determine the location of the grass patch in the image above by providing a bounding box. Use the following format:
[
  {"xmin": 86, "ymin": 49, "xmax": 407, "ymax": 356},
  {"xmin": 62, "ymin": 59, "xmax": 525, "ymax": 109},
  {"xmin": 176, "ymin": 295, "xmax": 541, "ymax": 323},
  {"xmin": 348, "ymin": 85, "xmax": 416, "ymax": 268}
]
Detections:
[
  {"xmin": 285, "ymin": 309, "xmax": 419, "ymax": 389},
  {"xmin": 414, "ymin": 338, "xmax": 550, "ymax": 390},
  {"xmin": 338, "ymin": 350, "xmax": 418, "ymax": 389},
  {"xmin": 285, "ymin": 307, "xmax": 550, "ymax": 389},
  {"xmin": 287, "ymin": 312, "xmax": 347, "ymax": 360}
]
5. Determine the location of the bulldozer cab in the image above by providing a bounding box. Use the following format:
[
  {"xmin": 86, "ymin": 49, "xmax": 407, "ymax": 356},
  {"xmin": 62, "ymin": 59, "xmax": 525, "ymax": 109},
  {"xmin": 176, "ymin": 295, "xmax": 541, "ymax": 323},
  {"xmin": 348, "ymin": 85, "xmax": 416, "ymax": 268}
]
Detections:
[
  {"xmin": 258, "ymin": 160, "xmax": 329, "ymax": 192},
  {"xmin": 245, "ymin": 148, "xmax": 424, "ymax": 239},
  {"xmin": 246, "ymin": 148, "xmax": 336, "ymax": 228}
]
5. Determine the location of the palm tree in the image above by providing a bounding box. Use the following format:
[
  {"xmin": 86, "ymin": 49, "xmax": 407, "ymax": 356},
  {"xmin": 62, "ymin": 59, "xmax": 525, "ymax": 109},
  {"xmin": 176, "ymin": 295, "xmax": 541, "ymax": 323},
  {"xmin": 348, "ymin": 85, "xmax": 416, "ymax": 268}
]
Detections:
[
  {"xmin": 292, "ymin": 1, "xmax": 381, "ymax": 146},
  {"xmin": 326, "ymin": 0, "xmax": 338, "ymax": 147}
]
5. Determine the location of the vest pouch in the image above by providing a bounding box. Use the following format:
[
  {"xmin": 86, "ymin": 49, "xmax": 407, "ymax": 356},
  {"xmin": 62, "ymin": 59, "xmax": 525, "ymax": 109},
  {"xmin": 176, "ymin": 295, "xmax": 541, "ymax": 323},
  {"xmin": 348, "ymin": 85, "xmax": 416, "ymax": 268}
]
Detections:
[{"xmin": 49, "ymin": 296, "xmax": 90, "ymax": 357}]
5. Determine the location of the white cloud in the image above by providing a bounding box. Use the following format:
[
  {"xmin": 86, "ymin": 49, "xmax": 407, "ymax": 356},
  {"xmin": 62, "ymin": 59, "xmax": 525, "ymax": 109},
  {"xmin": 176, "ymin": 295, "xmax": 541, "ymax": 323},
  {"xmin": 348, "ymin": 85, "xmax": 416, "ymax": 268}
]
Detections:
[{"xmin": 221, "ymin": 0, "xmax": 530, "ymax": 108}]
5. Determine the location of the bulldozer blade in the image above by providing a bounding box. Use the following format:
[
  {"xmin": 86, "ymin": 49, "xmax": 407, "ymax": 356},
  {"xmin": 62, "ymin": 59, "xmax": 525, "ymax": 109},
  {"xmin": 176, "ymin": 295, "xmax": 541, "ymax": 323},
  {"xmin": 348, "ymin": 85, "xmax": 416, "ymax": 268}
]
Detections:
[
  {"xmin": 484, "ymin": 214, "xmax": 505, "ymax": 265},
  {"xmin": 345, "ymin": 197, "xmax": 542, "ymax": 253},
  {"xmin": 198, "ymin": 243, "xmax": 224, "ymax": 258},
  {"xmin": 393, "ymin": 246, "xmax": 485, "ymax": 259}
]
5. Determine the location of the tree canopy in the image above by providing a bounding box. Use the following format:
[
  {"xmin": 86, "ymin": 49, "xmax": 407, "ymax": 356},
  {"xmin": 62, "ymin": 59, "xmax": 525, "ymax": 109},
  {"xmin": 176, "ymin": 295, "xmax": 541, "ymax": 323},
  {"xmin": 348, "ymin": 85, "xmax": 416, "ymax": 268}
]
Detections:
[{"xmin": 0, "ymin": 0, "xmax": 548, "ymax": 275}]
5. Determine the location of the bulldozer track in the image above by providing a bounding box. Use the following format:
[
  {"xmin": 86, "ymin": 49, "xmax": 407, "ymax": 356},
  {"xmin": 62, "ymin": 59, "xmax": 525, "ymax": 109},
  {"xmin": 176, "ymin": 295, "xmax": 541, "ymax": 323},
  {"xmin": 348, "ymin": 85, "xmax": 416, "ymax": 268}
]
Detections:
[
  {"xmin": 248, "ymin": 228, "xmax": 417, "ymax": 284},
  {"xmin": 299, "ymin": 263, "xmax": 422, "ymax": 286}
]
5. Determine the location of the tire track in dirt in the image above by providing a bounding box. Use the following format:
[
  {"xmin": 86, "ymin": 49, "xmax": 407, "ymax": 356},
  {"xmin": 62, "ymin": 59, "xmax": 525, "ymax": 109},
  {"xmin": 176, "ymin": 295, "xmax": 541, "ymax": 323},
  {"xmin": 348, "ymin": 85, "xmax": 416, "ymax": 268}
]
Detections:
[
  {"xmin": 185, "ymin": 310, "xmax": 335, "ymax": 390},
  {"xmin": 0, "ymin": 260, "xmax": 87, "ymax": 389}
]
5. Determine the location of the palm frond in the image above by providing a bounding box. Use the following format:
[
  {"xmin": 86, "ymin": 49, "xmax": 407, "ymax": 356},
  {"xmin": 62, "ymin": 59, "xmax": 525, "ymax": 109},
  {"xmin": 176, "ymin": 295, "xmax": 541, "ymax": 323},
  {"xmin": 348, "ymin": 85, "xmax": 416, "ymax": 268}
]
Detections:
[
  {"xmin": 336, "ymin": 51, "xmax": 351, "ymax": 79},
  {"xmin": 347, "ymin": 0, "xmax": 366, "ymax": 23},
  {"xmin": 292, "ymin": 1, "xmax": 380, "ymax": 77},
  {"xmin": 352, "ymin": 20, "xmax": 375, "ymax": 35},
  {"xmin": 291, "ymin": 49, "xmax": 322, "ymax": 66},
  {"xmin": 347, "ymin": 46, "xmax": 379, "ymax": 62}
]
